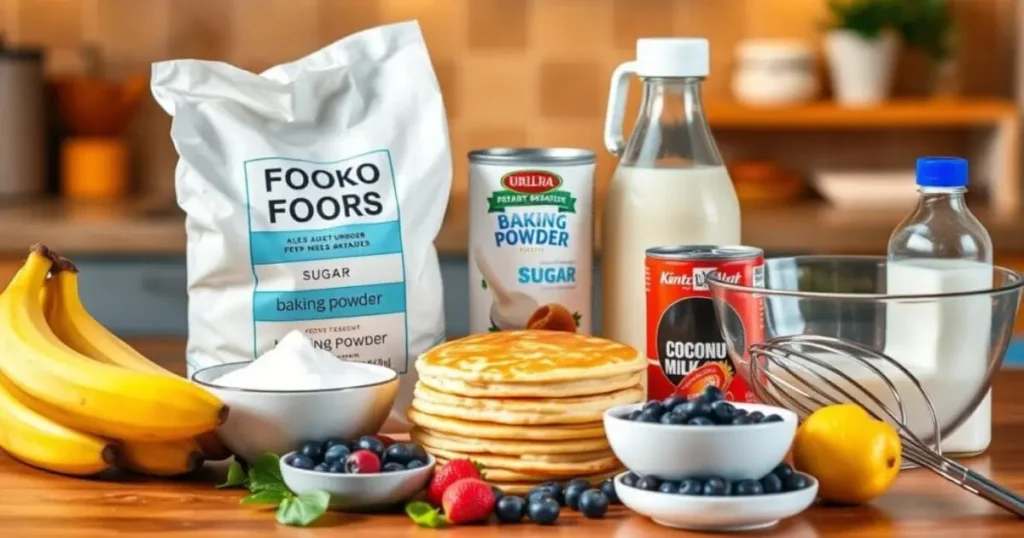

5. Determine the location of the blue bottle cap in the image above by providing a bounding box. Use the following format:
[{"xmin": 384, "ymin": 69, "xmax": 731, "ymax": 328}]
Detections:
[{"xmin": 916, "ymin": 157, "xmax": 968, "ymax": 188}]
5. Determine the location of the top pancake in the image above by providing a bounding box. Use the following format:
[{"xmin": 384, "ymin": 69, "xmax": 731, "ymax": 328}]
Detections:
[{"xmin": 416, "ymin": 330, "xmax": 644, "ymax": 383}]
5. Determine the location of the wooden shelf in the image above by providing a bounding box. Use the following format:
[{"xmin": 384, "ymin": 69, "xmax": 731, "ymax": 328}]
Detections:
[{"xmin": 705, "ymin": 99, "xmax": 1019, "ymax": 129}]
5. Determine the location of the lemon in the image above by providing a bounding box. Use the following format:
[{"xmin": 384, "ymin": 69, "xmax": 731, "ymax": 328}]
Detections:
[{"xmin": 792, "ymin": 404, "xmax": 901, "ymax": 505}]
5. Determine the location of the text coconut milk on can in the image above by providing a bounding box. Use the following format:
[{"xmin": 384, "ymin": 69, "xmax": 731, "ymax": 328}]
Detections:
[{"xmin": 468, "ymin": 148, "xmax": 595, "ymax": 335}]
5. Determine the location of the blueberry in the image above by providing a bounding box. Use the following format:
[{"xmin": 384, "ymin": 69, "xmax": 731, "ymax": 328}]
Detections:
[
  {"xmin": 491, "ymin": 486, "xmax": 504, "ymax": 503},
  {"xmin": 382, "ymin": 462, "xmax": 405, "ymax": 473},
  {"xmin": 636, "ymin": 476, "xmax": 661, "ymax": 491},
  {"xmin": 298, "ymin": 441, "xmax": 324, "ymax": 462},
  {"xmin": 323, "ymin": 443, "xmax": 351, "ymax": 464},
  {"xmin": 657, "ymin": 481, "xmax": 679, "ymax": 494},
  {"xmin": 637, "ymin": 409, "xmax": 662, "ymax": 423},
  {"xmin": 662, "ymin": 394, "xmax": 687, "ymax": 411},
  {"xmin": 599, "ymin": 478, "xmax": 619, "ymax": 504},
  {"xmin": 700, "ymin": 385, "xmax": 725, "ymax": 403},
  {"xmin": 564, "ymin": 483, "xmax": 588, "ymax": 510},
  {"xmin": 675, "ymin": 400, "xmax": 713, "ymax": 419},
  {"xmin": 773, "ymin": 463, "xmax": 795, "ymax": 481},
  {"xmin": 657, "ymin": 411, "xmax": 683, "ymax": 425},
  {"xmin": 677, "ymin": 478, "xmax": 703, "ymax": 495},
  {"xmin": 748, "ymin": 411, "xmax": 765, "ymax": 423},
  {"xmin": 322, "ymin": 438, "xmax": 348, "ymax": 451},
  {"xmin": 495, "ymin": 495, "xmax": 526, "ymax": 524},
  {"xmin": 621, "ymin": 472, "xmax": 639, "ymax": 488},
  {"xmin": 288, "ymin": 454, "xmax": 315, "ymax": 470},
  {"xmin": 406, "ymin": 459, "xmax": 425, "ymax": 470},
  {"xmin": 785, "ymin": 474, "xmax": 811, "ymax": 491},
  {"xmin": 578, "ymin": 489, "xmax": 610, "ymax": 519},
  {"xmin": 526, "ymin": 488, "xmax": 557, "ymax": 506},
  {"xmin": 353, "ymin": 435, "xmax": 385, "ymax": 458},
  {"xmin": 709, "ymin": 401, "xmax": 738, "ymax": 424},
  {"xmin": 383, "ymin": 443, "xmax": 416, "ymax": 465},
  {"xmin": 763, "ymin": 414, "xmax": 784, "ymax": 423},
  {"xmin": 733, "ymin": 479, "xmax": 763, "ymax": 496},
  {"xmin": 732, "ymin": 414, "xmax": 754, "ymax": 425},
  {"xmin": 760, "ymin": 473, "xmax": 783, "ymax": 494},
  {"xmin": 313, "ymin": 463, "xmax": 328, "ymax": 473},
  {"xmin": 734, "ymin": 408, "xmax": 749, "ymax": 418},
  {"xmin": 642, "ymin": 400, "xmax": 665, "ymax": 414},
  {"xmin": 527, "ymin": 497, "xmax": 561, "ymax": 525},
  {"xmin": 703, "ymin": 477, "xmax": 729, "ymax": 496},
  {"xmin": 687, "ymin": 416, "xmax": 714, "ymax": 426},
  {"xmin": 537, "ymin": 482, "xmax": 565, "ymax": 506},
  {"xmin": 626, "ymin": 409, "xmax": 642, "ymax": 421},
  {"xmin": 327, "ymin": 461, "xmax": 346, "ymax": 474}
]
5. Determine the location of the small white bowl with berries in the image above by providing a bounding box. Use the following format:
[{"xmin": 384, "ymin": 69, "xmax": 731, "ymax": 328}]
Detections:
[
  {"xmin": 605, "ymin": 386, "xmax": 814, "ymax": 531},
  {"xmin": 280, "ymin": 435, "xmax": 435, "ymax": 511},
  {"xmin": 604, "ymin": 385, "xmax": 798, "ymax": 481}
]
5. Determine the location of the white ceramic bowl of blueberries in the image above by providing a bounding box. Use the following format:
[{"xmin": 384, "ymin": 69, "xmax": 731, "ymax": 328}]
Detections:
[
  {"xmin": 280, "ymin": 435, "xmax": 435, "ymax": 511},
  {"xmin": 606, "ymin": 386, "xmax": 816, "ymax": 531}
]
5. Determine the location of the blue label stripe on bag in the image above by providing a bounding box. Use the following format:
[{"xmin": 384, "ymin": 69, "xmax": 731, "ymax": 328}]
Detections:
[
  {"xmin": 250, "ymin": 220, "xmax": 403, "ymax": 265},
  {"xmin": 253, "ymin": 282, "xmax": 407, "ymax": 322}
]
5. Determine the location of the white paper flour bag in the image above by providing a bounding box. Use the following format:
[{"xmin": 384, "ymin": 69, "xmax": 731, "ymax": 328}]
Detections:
[{"xmin": 152, "ymin": 21, "xmax": 450, "ymax": 429}]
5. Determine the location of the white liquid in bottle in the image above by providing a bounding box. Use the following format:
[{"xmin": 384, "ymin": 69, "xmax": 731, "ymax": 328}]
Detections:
[{"xmin": 601, "ymin": 165, "xmax": 741, "ymax": 353}]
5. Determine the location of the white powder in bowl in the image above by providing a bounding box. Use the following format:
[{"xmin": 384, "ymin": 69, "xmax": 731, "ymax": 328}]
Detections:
[{"xmin": 213, "ymin": 331, "xmax": 387, "ymax": 391}]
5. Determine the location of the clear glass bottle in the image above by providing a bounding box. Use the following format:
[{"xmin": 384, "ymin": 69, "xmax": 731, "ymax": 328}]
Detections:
[
  {"xmin": 886, "ymin": 156, "xmax": 993, "ymax": 457},
  {"xmin": 601, "ymin": 38, "xmax": 740, "ymax": 357}
]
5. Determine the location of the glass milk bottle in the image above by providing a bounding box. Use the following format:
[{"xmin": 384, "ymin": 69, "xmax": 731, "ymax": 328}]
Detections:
[
  {"xmin": 601, "ymin": 38, "xmax": 740, "ymax": 354},
  {"xmin": 886, "ymin": 157, "xmax": 993, "ymax": 456}
]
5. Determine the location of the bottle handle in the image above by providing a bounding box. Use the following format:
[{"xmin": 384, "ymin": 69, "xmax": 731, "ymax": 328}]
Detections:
[{"xmin": 603, "ymin": 61, "xmax": 637, "ymax": 157}]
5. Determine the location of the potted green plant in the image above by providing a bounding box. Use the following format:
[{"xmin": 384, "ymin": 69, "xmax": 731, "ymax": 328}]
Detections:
[{"xmin": 823, "ymin": 0, "xmax": 903, "ymax": 106}]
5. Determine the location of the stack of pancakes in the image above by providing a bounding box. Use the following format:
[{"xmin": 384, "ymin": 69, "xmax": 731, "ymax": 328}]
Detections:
[{"xmin": 408, "ymin": 330, "xmax": 646, "ymax": 494}]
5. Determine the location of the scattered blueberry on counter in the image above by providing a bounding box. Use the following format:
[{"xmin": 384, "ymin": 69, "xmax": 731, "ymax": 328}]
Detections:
[
  {"xmin": 494, "ymin": 476, "xmax": 618, "ymax": 525},
  {"xmin": 619, "ymin": 463, "xmax": 812, "ymax": 497},
  {"xmin": 284, "ymin": 436, "xmax": 428, "ymax": 475},
  {"xmin": 622, "ymin": 386, "xmax": 784, "ymax": 426}
]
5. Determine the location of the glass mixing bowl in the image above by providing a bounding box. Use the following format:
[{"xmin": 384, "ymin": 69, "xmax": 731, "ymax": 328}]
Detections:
[{"xmin": 707, "ymin": 255, "xmax": 1024, "ymax": 450}]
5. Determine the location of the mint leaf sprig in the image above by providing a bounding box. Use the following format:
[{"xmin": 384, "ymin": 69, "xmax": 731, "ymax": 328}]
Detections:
[
  {"xmin": 406, "ymin": 501, "xmax": 446, "ymax": 528},
  {"xmin": 218, "ymin": 453, "xmax": 331, "ymax": 527}
]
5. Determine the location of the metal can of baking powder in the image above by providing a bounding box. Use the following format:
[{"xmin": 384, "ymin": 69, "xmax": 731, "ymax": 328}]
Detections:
[
  {"xmin": 645, "ymin": 245, "xmax": 765, "ymax": 403},
  {"xmin": 468, "ymin": 148, "xmax": 594, "ymax": 335}
]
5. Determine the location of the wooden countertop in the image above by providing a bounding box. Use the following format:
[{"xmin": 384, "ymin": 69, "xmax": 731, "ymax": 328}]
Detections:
[
  {"xmin": 4, "ymin": 196, "xmax": 1024, "ymax": 257},
  {"xmin": 2, "ymin": 340, "xmax": 1024, "ymax": 536}
]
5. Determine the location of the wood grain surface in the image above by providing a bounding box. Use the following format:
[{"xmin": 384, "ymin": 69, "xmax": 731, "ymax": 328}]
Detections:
[{"xmin": 1, "ymin": 340, "xmax": 1024, "ymax": 537}]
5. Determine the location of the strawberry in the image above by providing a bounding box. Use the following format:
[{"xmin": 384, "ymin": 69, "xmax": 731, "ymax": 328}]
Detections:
[
  {"xmin": 442, "ymin": 479, "xmax": 495, "ymax": 525},
  {"xmin": 426, "ymin": 458, "xmax": 483, "ymax": 506}
]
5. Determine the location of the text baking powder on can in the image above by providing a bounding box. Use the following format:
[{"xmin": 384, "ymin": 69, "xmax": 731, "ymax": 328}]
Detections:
[
  {"xmin": 468, "ymin": 148, "xmax": 594, "ymax": 335},
  {"xmin": 645, "ymin": 245, "xmax": 765, "ymax": 403}
]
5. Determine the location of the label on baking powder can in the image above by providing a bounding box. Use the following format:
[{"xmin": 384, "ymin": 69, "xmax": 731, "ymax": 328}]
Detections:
[
  {"xmin": 645, "ymin": 245, "xmax": 765, "ymax": 403},
  {"xmin": 467, "ymin": 148, "xmax": 594, "ymax": 336}
]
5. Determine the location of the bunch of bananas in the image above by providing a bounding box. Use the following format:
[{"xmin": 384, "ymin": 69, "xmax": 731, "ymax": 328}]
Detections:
[{"xmin": 0, "ymin": 244, "xmax": 230, "ymax": 477}]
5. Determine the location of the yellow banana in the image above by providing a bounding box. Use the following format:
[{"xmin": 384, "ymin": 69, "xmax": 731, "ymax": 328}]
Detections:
[
  {"xmin": 0, "ymin": 371, "xmax": 116, "ymax": 476},
  {"xmin": 0, "ymin": 245, "xmax": 228, "ymax": 441},
  {"xmin": 119, "ymin": 439, "xmax": 205, "ymax": 477},
  {"xmin": 44, "ymin": 271, "xmax": 171, "ymax": 375},
  {"xmin": 43, "ymin": 272, "xmax": 232, "ymax": 461}
]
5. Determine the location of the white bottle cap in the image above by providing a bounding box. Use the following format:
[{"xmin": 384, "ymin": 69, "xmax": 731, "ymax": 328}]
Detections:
[{"xmin": 635, "ymin": 38, "xmax": 710, "ymax": 78}]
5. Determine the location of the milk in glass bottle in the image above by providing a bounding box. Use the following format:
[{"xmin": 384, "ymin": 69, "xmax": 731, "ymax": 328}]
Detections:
[
  {"xmin": 886, "ymin": 157, "xmax": 993, "ymax": 456},
  {"xmin": 601, "ymin": 38, "xmax": 740, "ymax": 353}
]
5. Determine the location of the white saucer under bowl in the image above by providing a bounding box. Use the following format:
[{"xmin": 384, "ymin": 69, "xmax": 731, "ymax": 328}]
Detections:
[{"xmin": 614, "ymin": 470, "xmax": 818, "ymax": 532}]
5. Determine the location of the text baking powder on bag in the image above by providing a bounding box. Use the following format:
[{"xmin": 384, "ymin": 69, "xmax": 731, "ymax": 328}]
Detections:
[
  {"xmin": 468, "ymin": 148, "xmax": 594, "ymax": 335},
  {"xmin": 151, "ymin": 22, "xmax": 450, "ymax": 429}
]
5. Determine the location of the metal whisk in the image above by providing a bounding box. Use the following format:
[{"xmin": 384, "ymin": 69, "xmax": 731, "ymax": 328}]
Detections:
[{"xmin": 749, "ymin": 334, "xmax": 1024, "ymax": 517}]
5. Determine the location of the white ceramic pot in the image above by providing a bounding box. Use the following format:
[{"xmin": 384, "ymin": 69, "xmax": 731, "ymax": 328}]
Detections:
[
  {"xmin": 731, "ymin": 40, "xmax": 819, "ymax": 106},
  {"xmin": 824, "ymin": 30, "xmax": 899, "ymax": 106}
]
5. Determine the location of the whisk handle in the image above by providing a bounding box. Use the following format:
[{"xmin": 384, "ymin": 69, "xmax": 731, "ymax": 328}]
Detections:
[{"xmin": 962, "ymin": 469, "xmax": 1024, "ymax": 518}]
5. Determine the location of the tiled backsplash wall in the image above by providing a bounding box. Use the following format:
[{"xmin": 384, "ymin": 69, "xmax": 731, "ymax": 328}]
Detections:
[{"xmin": 0, "ymin": 0, "xmax": 1018, "ymax": 199}]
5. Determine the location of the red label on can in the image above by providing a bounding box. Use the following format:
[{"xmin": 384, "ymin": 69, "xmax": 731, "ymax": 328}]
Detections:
[{"xmin": 644, "ymin": 246, "xmax": 765, "ymax": 404}]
